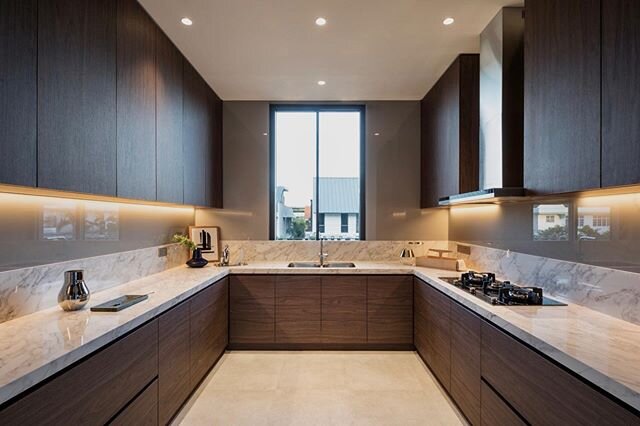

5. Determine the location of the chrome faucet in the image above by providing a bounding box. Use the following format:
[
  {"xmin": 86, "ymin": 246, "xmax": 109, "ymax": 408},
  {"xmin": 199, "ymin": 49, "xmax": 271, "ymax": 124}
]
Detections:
[{"xmin": 318, "ymin": 238, "xmax": 328, "ymax": 267}]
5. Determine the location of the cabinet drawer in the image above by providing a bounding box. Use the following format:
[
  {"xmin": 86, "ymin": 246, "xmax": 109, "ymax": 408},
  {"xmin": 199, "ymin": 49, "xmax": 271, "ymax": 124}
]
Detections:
[
  {"xmin": 481, "ymin": 322, "xmax": 638, "ymax": 425},
  {"xmin": 480, "ymin": 380, "xmax": 525, "ymax": 426},
  {"xmin": 110, "ymin": 379, "xmax": 158, "ymax": 426},
  {"xmin": 0, "ymin": 319, "xmax": 158, "ymax": 425}
]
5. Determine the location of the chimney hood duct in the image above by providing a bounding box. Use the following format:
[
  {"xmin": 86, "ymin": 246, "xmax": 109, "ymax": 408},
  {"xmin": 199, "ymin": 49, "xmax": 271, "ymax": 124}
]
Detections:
[{"xmin": 440, "ymin": 7, "xmax": 525, "ymax": 206}]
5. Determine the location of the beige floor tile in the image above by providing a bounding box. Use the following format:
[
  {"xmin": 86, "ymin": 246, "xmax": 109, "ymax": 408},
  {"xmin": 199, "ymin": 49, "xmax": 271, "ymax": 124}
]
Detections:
[{"xmin": 175, "ymin": 351, "xmax": 466, "ymax": 426}]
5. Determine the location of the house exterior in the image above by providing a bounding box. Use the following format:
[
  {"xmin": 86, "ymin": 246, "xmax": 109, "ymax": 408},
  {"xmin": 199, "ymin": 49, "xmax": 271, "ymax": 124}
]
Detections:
[
  {"xmin": 312, "ymin": 177, "xmax": 360, "ymax": 240},
  {"xmin": 275, "ymin": 186, "xmax": 295, "ymax": 239}
]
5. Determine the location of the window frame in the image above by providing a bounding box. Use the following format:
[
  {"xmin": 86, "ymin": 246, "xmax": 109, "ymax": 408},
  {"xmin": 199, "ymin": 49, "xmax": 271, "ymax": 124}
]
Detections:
[{"xmin": 269, "ymin": 104, "xmax": 366, "ymax": 240}]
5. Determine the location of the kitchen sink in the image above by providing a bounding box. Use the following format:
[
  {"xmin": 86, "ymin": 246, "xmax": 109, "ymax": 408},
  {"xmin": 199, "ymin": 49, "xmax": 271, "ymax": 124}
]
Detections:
[{"xmin": 287, "ymin": 262, "xmax": 356, "ymax": 268}]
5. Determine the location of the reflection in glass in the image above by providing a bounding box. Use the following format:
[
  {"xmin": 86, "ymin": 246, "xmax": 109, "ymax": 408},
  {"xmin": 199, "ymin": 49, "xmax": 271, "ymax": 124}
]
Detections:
[
  {"xmin": 577, "ymin": 206, "xmax": 610, "ymax": 241},
  {"xmin": 84, "ymin": 204, "xmax": 120, "ymax": 241},
  {"xmin": 41, "ymin": 203, "xmax": 76, "ymax": 241},
  {"xmin": 533, "ymin": 204, "xmax": 569, "ymax": 241}
]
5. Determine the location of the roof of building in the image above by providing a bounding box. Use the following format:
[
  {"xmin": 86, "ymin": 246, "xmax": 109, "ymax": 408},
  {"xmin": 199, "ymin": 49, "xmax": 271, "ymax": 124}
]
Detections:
[{"xmin": 313, "ymin": 177, "xmax": 360, "ymax": 214}]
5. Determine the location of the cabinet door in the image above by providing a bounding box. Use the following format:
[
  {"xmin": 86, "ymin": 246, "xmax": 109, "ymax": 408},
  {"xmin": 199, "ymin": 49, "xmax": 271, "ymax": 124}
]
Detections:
[
  {"xmin": 116, "ymin": 0, "xmax": 156, "ymax": 201},
  {"xmin": 413, "ymin": 279, "xmax": 429, "ymax": 361},
  {"xmin": 37, "ymin": 0, "xmax": 117, "ymax": 196},
  {"xmin": 0, "ymin": 0, "xmax": 37, "ymax": 187},
  {"xmin": 156, "ymin": 28, "xmax": 184, "ymax": 204},
  {"xmin": 367, "ymin": 276, "xmax": 413, "ymax": 344},
  {"xmin": 230, "ymin": 275, "xmax": 275, "ymax": 345},
  {"xmin": 207, "ymin": 90, "xmax": 223, "ymax": 208},
  {"xmin": 480, "ymin": 381, "xmax": 525, "ymax": 426},
  {"xmin": 451, "ymin": 302, "xmax": 481, "ymax": 425},
  {"xmin": 524, "ymin": 0, "xmax": 601, "ymax": 194},
  {"xmin": 321, "ymin": 276, "xmax": 366, "ymax": 344},
  {"xmin": 183, "ymin": 60, "xmax": 209, "ymax": 207},
  {"xmin": 275, "ymin": 276, "xmax": 321, "ymax": 343},
  {"xmin": 481, "ymin": 322, "xmax": 638, "ymax": 425},
  {"xmin": 190, "ymin": 279, "xmax": 228, "ymax": 388},
  {"xmin": 423, "ymin": 282, "xmax": 451, "ymax": 391},
  {"xmin": 0, "ymin": 320, "xmax": 158, "ymax": 424},
  {"xmin": 111, "ymin": 379, "xmax": 159, "ymax": 426},
  {"xmin": 159, "ymin": 301, "xmax": 190, "ymax": 425},
  {"xmin": 602, "ymin": 0, "xmax": 640, "ymax": 187}
]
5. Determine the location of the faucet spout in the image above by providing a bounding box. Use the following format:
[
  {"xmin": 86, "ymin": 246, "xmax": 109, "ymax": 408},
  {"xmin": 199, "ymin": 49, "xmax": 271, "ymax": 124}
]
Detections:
[{"xmin": 318, "ymin": 238, "xmax": 328, "ymax": 267}]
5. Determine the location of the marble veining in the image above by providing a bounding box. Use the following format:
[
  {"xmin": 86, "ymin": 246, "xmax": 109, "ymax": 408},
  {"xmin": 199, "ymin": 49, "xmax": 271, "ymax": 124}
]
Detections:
[
  {"xmin": 0, "ymin": 262, "xmax": 639, "ymax": 412},
  {"xmin": 219, "ymin": 240, "xmax": 448, "ymax": 263},
  {"xmin": 454, "ymin": 243, "xmax": 640, "ymax": 325},
  {"xmin": 0, "ymin": 244, "xmax": 188, "ymax": 324}
]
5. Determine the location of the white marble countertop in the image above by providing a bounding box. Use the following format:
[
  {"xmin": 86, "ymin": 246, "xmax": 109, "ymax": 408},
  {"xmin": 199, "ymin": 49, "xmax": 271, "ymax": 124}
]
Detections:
[{"xmin": 0, "ymin": 261, "xmax": 638, "ymax": 413}]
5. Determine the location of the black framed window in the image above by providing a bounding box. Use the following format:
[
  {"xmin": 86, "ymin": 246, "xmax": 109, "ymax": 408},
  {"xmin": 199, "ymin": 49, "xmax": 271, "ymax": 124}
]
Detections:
[{"xmin": 270, "ymin": 105, "xmax": 365, "ymax": 240}]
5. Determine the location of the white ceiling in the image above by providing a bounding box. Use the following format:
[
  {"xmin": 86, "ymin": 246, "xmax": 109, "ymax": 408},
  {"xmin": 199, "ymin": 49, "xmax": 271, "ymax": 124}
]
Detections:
[{"xmin": 140, "ymin": 0, "xmax": 519, "ymax": 101}]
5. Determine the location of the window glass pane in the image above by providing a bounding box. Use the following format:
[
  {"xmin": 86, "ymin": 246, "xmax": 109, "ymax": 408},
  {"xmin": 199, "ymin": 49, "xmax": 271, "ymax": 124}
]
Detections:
[
  {"xmin": 274, "ymin": 112, "xmax": 316, "ymax": 240},
  {"xmin": 577, "ymin": 206, "xmax": 611, "ymax": 240},
  {"xmin": 317, "ymin": 111, "xmax": 361, "ymax": 240}
]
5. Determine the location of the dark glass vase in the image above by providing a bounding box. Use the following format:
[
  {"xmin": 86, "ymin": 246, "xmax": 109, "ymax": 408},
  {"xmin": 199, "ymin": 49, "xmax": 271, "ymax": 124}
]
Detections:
[{"xmin": 186, "ymin": 248, "xmax": 208, "ymax": 268}]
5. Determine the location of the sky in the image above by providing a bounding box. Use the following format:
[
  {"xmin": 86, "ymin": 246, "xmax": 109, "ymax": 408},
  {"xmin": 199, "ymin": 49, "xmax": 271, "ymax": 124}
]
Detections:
[{"xmin": 275, "ymin": 111, "xmax": 360, "ymax": 207}]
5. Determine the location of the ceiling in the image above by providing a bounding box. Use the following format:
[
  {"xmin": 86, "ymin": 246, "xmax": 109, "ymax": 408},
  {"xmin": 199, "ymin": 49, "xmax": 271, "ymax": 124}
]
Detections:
[{"xmin": 140, "ymin": 0, "xmax": 520, "ymax": 101}]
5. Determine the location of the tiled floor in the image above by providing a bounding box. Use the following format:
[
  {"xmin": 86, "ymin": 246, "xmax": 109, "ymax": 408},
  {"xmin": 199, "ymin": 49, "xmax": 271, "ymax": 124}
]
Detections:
[{"xmin": 174, "ymin": 351, "xmax": 466, "ymax": 426}]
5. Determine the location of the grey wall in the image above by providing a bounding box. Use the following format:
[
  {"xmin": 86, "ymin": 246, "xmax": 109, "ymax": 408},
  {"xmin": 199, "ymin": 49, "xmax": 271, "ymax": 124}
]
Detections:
[{"xmin": 196, "ymin": 101, "xmax": 448, "ymax": 240}]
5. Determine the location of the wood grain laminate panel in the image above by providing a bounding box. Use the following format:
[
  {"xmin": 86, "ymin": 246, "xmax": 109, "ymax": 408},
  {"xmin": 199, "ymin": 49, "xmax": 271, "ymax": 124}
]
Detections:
[
  {"xmin": 158, "ymin": 301, "xmax": 190, "ymax": 425},
  {"xmin": 413, "ymin": 279, "xmax": 430, "ymax": 361},
  {"xmin": 458, "ymin": 54, "xmax": 480, "ymax": 194},
  {"xmin": 367, "ymin": 276, "xmax": 413, "ymax": 344},
  {"xmin": 0, "ymin": 319, "xmax": 158, "ymax": 424},
  {"xmin": 321, "ymin": 276, "xmax": 367, "ymax": 343},
  {"xmin": 230, "ymin": 275, "xmax": 275, "ymax": 344},
  {"xmin": 451, "ymin": 302, "xmax": 481, "ymax": 425},
  {"xmin": 602, "ymin": 0, "xmax": 640, "ymax": 187},
  {"xmin": 524, "ymin": 0, "xmax": 601, "ymax": 194},
  {"xmin": 206, "ymin": 90, "xmax": 223, "ymax": 208},
  {"xmin": 110, "ymin": 379, "xmax": 158, "ymax": 426},
  {"xmin": 182, "ymin": 60, "xmax": 208, "ymax": 207},
  {"xmin": 419, "ymin": 280, "xmax": 451, "ymax": 391},
  {"xmin": 190, "ymin": 279, "xmax": 228, "ymax": 387},
  {"xmin": 0, "ymin": 0, "xmax": 36, "ymax": 187},
  {"xmin": 37, "ymin": 0, "xmax": 117, "ymax": 195},
  {"xmin": 276, "ymin": 276, "xmax": 321, "ymax": 343},
  {"xmin": 155, "ymin": 28, "xmax": 183, "ymax": 204},
  {"xmin": 480, "ymin": 380, "xmax": 525, "ymax": 426},
  {"xmin": 116, "ymin": 0, "xmax": 156, "ymax": 200},
  {"xmin": 481, "ymin": 321, "xmax": 639, "ymax": 425}
]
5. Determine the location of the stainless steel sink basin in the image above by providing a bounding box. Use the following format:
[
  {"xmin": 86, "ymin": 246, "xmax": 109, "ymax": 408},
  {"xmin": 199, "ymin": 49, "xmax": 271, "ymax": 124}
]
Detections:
[{"xmin": 287, "ymin": 262, "xmax": 356, "ymax": 268}]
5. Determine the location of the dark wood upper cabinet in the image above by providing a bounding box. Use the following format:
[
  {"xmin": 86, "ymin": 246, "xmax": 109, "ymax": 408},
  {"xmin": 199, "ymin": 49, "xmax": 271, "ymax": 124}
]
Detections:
[
  {"xmin": 421, "ymin": 54, "xmax": 479, "ymax": 208},
  {"xmin": 116, "ymin": 0, "xmax": 156, "ymax": 201},
  {"xmin": 156, "ymin": 28, "xmax": 184, "ymax": 204},
  {"xmin": 0, "ymin": 0, "xmax": 37, "ymax": 187},
  {"xmin": 37, "ymin": 0, "xmax": 117, "ymax": 196},
  {"xmin": 275, "ymin": 275, "xmax": 322, "ymax": 343},
  {"xmin": 208, "ymin": 91, "xmax": 224, "ymax": 208},
  {"xmin": 602, "ymin": 0, "xmax": 640, "ymax": 188},
  {"xmin": 524, "ymin": 0, "xmax": 601, "ymax": 194},
  {"xmin": 183, "ymin": 60, "xmax": 209, "ymax": 207}
]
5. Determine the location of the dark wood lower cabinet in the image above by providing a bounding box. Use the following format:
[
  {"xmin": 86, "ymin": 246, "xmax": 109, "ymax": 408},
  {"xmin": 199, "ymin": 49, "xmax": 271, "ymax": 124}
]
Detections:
[
  {"xmin": 321, "ymin": 276, "xmax": 367, "ymax": 344},
  {"xmin": 0, "ymin": 319, "xmax": 158, "ymax": 425},
  {"xmin": 229, "ymin": 275, "xmax": 276, "ymax": 345},
  {"xmin": 158, "ymin": 301, "xmax": 191, "ymax": 425},
  {"xmin": 111, "ymin": 379, "xmax": 159, "ymax": 426},
  {"xmin": 482, "ymin": 322, "xmax": 638, "ymax": 425},
  {"xmin": 276, "ymin": 276, "xmax": 321, "ymax": 343},
  {"xmin": 422, "ymin": 282, "xmax": 451, "ymax": 391},
  {"xmin": 480, "ymin": 380, "xmax": 525, "ymax": 426},
  {"xmin": 367, "ymin": 276, "xmax": 413, "ymax": 344},
  {"xmin": 450, "ymin": 302, "xmax": 481, "ymax": 425}
]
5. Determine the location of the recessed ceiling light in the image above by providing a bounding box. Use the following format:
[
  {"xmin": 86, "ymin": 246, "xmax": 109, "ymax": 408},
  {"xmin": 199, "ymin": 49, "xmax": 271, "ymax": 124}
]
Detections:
[
  {"xmin": 315, "ymin": 17, "xmax": 327, "ymax": 26},
  {"xmin": 263, "ymin": 132, "xmax": 268, "ymax": 136},
  {"xmin": 181, "ymin": 17, "xmax": 193, "ymax": 26},
  {"xmin": 443, "ymin": 17, "xmax": 454, "ymax": 26},
  {"xmin": 317, "ymin": 80, "xmax": 326, "ymax": 86},
  {"xmin": 374, "ymin": 132, "xmax": 380, "ymax": 136}
]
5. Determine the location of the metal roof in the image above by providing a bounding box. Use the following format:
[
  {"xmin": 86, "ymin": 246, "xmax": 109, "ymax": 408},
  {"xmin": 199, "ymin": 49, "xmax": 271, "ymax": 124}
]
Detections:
[{"xmin": 313, "ymin": 177, "xmax": 360, "ymax": 214}]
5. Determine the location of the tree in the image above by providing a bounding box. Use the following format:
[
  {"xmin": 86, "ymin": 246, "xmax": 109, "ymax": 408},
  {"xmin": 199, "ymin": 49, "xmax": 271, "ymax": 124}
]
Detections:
[
  {"xmin": 534, "ymin": 225, "xmax": 568, "ymax": 241},
  {"xmin": 291, "ymin": 217, "xmax": 306, "ymax": 239}
]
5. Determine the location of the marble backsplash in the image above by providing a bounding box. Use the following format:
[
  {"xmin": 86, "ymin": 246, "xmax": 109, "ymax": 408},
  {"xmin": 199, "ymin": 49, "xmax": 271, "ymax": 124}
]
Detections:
[
  {"xmin": 455, "ymin": 243, "xmax": 640, "ymax": 325},
  {"xmin": 0, "ymin": 244, "xmax": 188, "ymax": 324},
  {"xmin": 219, "ymin": 240, "xmax": 449, "ymax": 263}
]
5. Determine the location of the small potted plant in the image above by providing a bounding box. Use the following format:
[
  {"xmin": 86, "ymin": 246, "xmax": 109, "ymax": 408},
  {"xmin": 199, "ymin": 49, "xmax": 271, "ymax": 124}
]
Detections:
[{"xmin": 173, "ymin": 234, "xmax": 208, "ymax": 268}]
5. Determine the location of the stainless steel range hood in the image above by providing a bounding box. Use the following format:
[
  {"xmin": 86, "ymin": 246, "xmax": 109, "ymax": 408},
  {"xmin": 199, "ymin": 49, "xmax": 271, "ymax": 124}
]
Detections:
[{"xmin": 440, "ymin": 7, "xmax": 525, "ymax": 207}]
